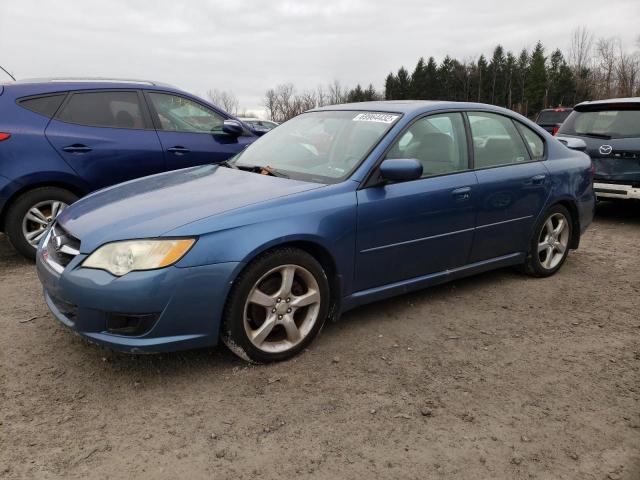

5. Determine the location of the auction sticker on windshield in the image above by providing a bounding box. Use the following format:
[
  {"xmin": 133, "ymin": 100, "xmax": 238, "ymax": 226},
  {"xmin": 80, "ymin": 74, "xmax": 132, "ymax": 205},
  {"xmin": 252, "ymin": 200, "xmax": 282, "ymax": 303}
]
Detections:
[{"xmin": 353, "ymin": 112, "xmax": 400, "ymax": 123}]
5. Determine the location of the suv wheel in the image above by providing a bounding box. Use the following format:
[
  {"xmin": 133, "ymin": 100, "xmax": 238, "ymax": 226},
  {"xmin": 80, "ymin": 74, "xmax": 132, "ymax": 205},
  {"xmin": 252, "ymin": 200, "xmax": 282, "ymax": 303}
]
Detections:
[
  {"xmin": 5, "ymin": 187, "xmax": 78, "ymax": 260},
  {"xmin": 522, "ymin": 204, "xmax": 572, "ymax": 277},
  {"xmin": 221, "ymin": 247, "xmax": 330, "ymax": 363}
]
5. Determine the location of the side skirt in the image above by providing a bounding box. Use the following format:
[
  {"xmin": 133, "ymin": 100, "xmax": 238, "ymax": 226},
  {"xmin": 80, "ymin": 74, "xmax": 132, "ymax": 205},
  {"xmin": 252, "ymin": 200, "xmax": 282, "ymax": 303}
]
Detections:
[{"xmin": 341, "ymin": 252, "xmax": 525, "ymax": 312}]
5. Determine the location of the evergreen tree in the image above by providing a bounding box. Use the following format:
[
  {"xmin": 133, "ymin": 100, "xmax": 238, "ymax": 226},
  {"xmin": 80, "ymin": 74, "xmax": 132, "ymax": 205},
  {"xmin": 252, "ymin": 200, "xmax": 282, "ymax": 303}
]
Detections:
[
  {"xmin": 476, "ymin": 55, "xmax": 489, "ymax": 103},
  {"xmin": 504, "ymin": 51, "xmax": 516, "ymax": 109},
  {"xmin": 411, "ymin": 57, "xmax": 427, "ymax": 99},
  {"xmin": 525, "ymin": 41, "xmax": 547, "ymax": 113},
  {"xmin": 424, "ymin": 57, "xmax": 439, "ymax": 99},
  {"xmin": 384, "ymin": 73, "xmax": 398, "ymax": 100},
  {"xmin": 489, "ymin": 45, "xmax": 505, "ymax": 105},
  {"xmin": 364, "ymin": 84, "xmax": 379, "ymax": 101},
  {"xmin": 515, "ymin": 48, "xmax": 529, "ymax": 114},
  {"xmin": 396, "ymin": 67, "xmax": 411, "ymax": 99}
]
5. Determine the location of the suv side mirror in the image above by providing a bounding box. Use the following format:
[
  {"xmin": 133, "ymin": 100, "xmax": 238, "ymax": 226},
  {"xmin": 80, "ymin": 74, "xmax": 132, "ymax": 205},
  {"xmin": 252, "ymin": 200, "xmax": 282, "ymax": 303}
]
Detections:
[
  {"xmin": 222, "ymin": 119, "xmax": 243, "ymax": 137},
  {"xmin": 556, "ymin": 136, "xmax": 587, "ymax": 152},
  {"xmin": 379, "ymin": 158, "xmax": 423, "ymax": 183}
]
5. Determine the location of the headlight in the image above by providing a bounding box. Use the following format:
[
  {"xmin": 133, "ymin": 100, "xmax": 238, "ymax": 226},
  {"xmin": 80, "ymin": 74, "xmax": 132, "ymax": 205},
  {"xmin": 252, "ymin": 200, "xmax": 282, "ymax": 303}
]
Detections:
[{"xmin": 82, "ymin": 238, "xmax": 195, "ymax": 276}]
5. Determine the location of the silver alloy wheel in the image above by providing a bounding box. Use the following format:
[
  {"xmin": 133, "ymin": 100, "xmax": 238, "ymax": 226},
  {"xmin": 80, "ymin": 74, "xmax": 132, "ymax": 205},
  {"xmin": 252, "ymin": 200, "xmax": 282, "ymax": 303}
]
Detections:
[
  {"xmin": 243, "ymin": 264, "xmax": 321, "ymax": 353},
  {"xmin": 537, "ymin": 212, "xmax": 570, "ymax": 270},
  {"xmin": 21, "ymin": 200, "xmax": 68, "ymax": 247}
]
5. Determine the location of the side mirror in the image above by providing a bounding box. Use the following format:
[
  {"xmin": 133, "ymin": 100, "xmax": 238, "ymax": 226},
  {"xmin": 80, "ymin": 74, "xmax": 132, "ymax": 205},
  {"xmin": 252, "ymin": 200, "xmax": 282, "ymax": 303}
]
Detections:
[
  {"xmin": 379, "ymin": 158, "xmax": 423, "ymax": 183},
  {"xmin": 222, "ymin": 119, "xmax": 243, "ymax": 137},
  {"xmin": 556, "ymin": 136, "xmax": 587, "ymax": 152}
]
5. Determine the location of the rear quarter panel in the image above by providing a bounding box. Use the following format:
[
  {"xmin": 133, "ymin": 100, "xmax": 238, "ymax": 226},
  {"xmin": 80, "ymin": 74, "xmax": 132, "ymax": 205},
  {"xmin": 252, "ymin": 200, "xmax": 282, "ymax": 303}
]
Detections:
[{"xmin": 542, "ymin": 140, "xmax": 595, "ymax": 235}]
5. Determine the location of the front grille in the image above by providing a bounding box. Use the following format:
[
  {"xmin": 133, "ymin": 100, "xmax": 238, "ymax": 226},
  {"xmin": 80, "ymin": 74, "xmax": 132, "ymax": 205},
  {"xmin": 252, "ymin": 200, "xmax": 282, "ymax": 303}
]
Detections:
[{"xmin": 43, "ymin": 223, "xmax": 81, "ymax": 272}]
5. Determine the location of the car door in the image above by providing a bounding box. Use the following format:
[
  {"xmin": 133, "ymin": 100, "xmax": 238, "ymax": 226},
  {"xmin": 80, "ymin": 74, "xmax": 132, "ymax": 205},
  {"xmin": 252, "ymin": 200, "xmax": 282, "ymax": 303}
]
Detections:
[
  {"xmin": 466, "ymin": 112, "xmax": 551, "ymax": 263},
  {"xmin": 45, "ymin": 90, "xmax": 165, "ymax": 190},
  {"xmin": 354, "ymin": 112, "xmax": 477, "ymax": 292},
  {"xmin": 145, "ymin": 91, "xmax": 255, "ymax": 170}
]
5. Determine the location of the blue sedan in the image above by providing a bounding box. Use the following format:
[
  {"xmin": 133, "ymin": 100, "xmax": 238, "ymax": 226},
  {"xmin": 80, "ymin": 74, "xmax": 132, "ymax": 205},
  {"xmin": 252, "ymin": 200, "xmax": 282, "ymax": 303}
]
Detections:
[{"xmin": 36, "ymin": 101, "xmax": 595, "ymax": 362}]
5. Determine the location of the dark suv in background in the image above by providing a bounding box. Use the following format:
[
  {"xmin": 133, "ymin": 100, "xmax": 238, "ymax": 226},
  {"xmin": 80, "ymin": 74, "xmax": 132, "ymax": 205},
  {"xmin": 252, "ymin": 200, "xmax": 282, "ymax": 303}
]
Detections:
[
  {"xmin": 557, "ymin": 98, "xmax": 640, "ymax": 201},
  {"xmin": 535, "ymin": 107, "xmax": 573, "ymax": 135},
  {"xmin": 0, "ymin": 78, "xmax": 259, "ymax": 259}
]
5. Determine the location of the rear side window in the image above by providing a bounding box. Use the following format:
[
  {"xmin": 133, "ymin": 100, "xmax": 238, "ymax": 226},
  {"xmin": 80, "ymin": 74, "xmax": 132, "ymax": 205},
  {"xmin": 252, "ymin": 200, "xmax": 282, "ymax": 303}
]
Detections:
[
  {"xmin": 56, "ymin": 91, "xmax": 146, "ymax": 129},
  {"xmin": 559, "ymin": 108, "xmax": 640, "ymax": 138},
  {"xmin": 18, "ymin": 94, "xmax": 66, "ymax": 118},
  {"xmin": 515, "ymin": 122, "xmax": 545, "ymax": 160},
  {"xmin": 468, "ymin": 112, "xmax": 530, "ymax": 168}
]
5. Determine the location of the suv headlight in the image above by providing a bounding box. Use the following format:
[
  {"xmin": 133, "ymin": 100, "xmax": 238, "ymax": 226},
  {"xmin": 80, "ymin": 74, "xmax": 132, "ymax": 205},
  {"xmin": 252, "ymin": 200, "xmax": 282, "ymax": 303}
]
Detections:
[{"xmin": 83, "ymin": 238, "xmax": 195, "ymax": 276}]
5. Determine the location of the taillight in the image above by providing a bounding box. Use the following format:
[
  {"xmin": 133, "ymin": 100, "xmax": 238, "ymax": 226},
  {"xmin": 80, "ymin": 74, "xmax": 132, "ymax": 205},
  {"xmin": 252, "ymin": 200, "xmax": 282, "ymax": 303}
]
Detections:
[
  {"xmin": 551, "ymin": 126, "xmax": 559, "ymax": 136},
  {"xmin": 0, "ymin": 132, "xmax": 10, "ymax": 141}
]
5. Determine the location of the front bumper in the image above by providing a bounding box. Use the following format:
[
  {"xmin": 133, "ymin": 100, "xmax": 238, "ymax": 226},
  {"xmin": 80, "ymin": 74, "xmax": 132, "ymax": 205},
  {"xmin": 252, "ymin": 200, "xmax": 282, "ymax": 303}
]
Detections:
[
  {"xmin": 36, "ymin": 246, "xmax": 243, "ymax": 353},
  {"xmin": 594, "ymin": 182, "xmax": 640, "ymax": 200}
]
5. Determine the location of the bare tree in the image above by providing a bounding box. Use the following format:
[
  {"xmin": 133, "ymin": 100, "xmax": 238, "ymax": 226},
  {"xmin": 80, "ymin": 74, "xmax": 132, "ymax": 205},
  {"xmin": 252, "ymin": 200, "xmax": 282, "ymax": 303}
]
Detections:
[
  {"xmin": 615, "ymin": 43, "xmax": 640, "ymax": 97},
  {"xmin": 327, "ymin": 80, "xmax": 347, "ymax": 105},
  {"xmin": 207, "ymin": 89, "xmax": 239, "ymax": 115},
  {"xmin": 595, "ymin": 37, "xmax": 618, "ymax": 98},
  {"xmin": 569, "ymin": 26, "xmax": 594, "ymax": 102}
]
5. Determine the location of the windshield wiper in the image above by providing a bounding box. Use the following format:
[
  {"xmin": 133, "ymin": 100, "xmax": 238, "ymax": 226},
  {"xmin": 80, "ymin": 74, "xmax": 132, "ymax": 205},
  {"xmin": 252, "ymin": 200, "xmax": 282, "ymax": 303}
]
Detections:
[
  {"xmin": 260, "ymin": 165, "xmax": 289, "ymax": 178},
  {"xmin": 580, "ymin": 132, "xmax": 612, "ymax": 139},
  {"xmin": 218, "ymin": 160, "xmax": 238, "ymax": 169}
]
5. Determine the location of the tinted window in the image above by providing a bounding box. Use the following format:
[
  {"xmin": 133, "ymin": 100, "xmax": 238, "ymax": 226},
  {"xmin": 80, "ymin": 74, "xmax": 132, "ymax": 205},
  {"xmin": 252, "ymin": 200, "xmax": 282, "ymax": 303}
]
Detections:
[
  {"xmin": 19, "ymin": 94, "xmax": 66, "ymax": 118},
  {"xmin": 536, "ymin": 110, "xmax": 572, "ymax": 124},
  {"xmin": 147, "ymin": 92, "xmax": 225, "ymax": 134},
  {"xmin": 558, "ymin": 108, "xmax": 640, "ymax": 138},
  {"xmin": 57, "ymin": 91, "xmax": 146, "ymax": 129},
  {"xmin": 386, "ymin": 112, "xmax": 469, "ymax": 177},
  {"xmin": 516, "ymin": 122, "xmax": 545, "ymax": 160},
  {"xmin": 469, "ymin": 113, "xmax": 530, "ymax": 168}
]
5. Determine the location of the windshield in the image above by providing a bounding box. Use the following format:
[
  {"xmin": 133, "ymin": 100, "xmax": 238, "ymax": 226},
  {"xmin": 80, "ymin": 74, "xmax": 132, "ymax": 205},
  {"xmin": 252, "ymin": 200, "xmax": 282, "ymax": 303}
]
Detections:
[
  {"xmin": 559, "ymin": 107, "xmax": 640, "ymax": 138},
  {"xmin": 230, "ymin": 110, "xmax": 401, "ymax": 183}
]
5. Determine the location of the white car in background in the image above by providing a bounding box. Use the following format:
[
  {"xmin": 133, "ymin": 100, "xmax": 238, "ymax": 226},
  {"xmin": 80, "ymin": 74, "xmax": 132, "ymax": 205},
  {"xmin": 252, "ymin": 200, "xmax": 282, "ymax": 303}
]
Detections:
[{"xmin": 239, "ymin": 117, "xmax": 279, "ymax": 132}]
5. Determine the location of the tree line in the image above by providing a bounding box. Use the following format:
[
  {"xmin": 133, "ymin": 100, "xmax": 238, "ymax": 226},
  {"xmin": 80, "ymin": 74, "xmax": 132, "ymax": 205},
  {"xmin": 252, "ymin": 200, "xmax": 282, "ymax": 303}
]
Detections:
[{"xmin": 208, "ymin": 28, "xmax": 640, "ymax": 122}]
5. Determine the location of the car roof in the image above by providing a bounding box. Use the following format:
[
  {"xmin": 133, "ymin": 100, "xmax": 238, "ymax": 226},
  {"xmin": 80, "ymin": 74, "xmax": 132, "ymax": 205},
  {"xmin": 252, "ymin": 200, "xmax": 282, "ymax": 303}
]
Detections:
[
  {"xmin": 312, "ymin": 100, "xmax": 518, "ymax": 116},
  {"xmin": 575, "ymin": 97, "xmax": 640, "ymax": 108},
  {"xmin": 10, "ymin": 77, "xmax": 175, "ymax": 88}
]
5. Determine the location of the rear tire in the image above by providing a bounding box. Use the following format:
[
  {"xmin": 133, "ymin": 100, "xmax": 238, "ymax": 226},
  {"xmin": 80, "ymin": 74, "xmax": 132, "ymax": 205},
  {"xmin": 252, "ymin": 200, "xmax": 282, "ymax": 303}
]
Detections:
[
  {"xmin": 221, "ymin": 247, "xmax": 330, "ymax": 363},
  {"xmin": 522, "ymin": 204, "xmax": 572, "ymax": 277},
  {"xmin": 5, "ymin": 187, "xmax": 78, "ymax": 260}
]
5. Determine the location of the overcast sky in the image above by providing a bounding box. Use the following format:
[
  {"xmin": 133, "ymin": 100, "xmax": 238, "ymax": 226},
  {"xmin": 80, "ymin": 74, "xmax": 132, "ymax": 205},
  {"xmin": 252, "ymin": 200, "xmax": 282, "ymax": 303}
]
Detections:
[{"xmin": 2, "ymin": 0, "xmax": 638, "ymax": 114}]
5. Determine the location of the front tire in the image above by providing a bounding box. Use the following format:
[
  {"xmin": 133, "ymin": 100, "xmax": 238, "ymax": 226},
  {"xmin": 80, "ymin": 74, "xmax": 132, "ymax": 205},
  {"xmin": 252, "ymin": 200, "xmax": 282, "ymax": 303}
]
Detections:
[
  {"xmin": 523, "ymin": 204, "xmax": 572, "ymax": 277},
  {"xmin": 221, "ymin": 247, "xmax": 330, "ymax": 363},
  {"xmin": 5, "ymin": 187, "xmax": 78, "ymax": 260}
]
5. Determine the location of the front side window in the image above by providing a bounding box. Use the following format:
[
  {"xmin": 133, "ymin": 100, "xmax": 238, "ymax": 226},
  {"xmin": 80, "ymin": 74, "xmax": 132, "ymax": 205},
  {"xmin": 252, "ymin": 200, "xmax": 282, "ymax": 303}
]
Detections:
[
  {"xmin": 469, "ymin": 112, "xmax": 530, "ymax": 168},
  {"xmin": 147, "ymin": 92, "xmax": 225, "ymax": 134},
  {"xmin": 385, "ymin": 112, "xmax": 469, "ymax": 177},
  {"xmin": 57, "ymin": 91, "xmax": 146, "ymax": 129},
  {"xmin": 516, "ymin": 122, "xmax": 545, "ymax": 160},
  {"xmin": 231, "ymin": 110, "xmax": 400, "ymax": 183}
]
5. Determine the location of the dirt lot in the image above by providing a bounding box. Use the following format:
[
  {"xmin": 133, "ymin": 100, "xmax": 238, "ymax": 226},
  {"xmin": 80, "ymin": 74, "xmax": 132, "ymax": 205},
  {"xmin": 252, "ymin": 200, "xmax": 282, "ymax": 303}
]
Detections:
[{"xmin": 0, "ymin": 202, "xmax": 639, "ymax": 480}]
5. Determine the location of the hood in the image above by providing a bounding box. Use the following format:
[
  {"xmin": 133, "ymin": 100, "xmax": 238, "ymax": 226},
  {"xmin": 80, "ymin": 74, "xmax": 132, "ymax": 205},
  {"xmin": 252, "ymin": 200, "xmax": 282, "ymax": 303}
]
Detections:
[{"xmin": 57, "ymin": 165, "xmax": 322, "ymax": 252}]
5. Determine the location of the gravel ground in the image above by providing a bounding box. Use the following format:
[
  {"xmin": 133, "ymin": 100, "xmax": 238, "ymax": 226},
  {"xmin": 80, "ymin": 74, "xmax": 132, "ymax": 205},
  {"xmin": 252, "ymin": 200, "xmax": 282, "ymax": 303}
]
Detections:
[{"xmin": 0, "ymin": 201, "xmax": 639, "ymax": 480}]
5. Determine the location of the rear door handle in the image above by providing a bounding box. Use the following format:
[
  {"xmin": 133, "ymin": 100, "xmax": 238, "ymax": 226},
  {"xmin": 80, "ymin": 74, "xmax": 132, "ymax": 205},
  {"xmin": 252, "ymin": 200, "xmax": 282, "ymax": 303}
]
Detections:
[
  {"xmin": 528, "ymin": 174, "xmax": 546, "ymax": 185},
  {"xmin": 167, "ymin": 146, "xmax": 190, "ymax": 155},
  {"xmin": 451, "ymin": 186, "xmax": 472, "ymax": 200},
  {"xmin": 62, "ymin": 144, "xmax": 92, "ymax": 154}
]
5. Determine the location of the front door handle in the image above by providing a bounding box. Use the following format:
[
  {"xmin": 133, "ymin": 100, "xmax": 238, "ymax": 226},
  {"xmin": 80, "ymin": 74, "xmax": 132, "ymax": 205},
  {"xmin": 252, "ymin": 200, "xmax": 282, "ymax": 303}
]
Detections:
[
  {"xmin": 167, "ymin": 146, "xmax": 190, "ymax": 155},
  {"xmin": 451, "ymin": 186, "xmax": 472, "ymax": 200},
  {"xmin": 62, "ymin": 144, "xmax": 92, "ymax": 154}
]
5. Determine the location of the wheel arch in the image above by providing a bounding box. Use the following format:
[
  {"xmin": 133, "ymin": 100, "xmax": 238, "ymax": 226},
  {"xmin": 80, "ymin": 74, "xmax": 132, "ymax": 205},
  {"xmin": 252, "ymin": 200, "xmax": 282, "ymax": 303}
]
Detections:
[
  {"xmin": 0, "ymin": 177, "xmax": 87, "ymax": 230},
  {"xmin": 226, "ymin": 238, "xmax": 343, "ymax": 330},
  {"xmin": 549, "ymin": 197, "xmax": 581, "ymax": 249}
]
